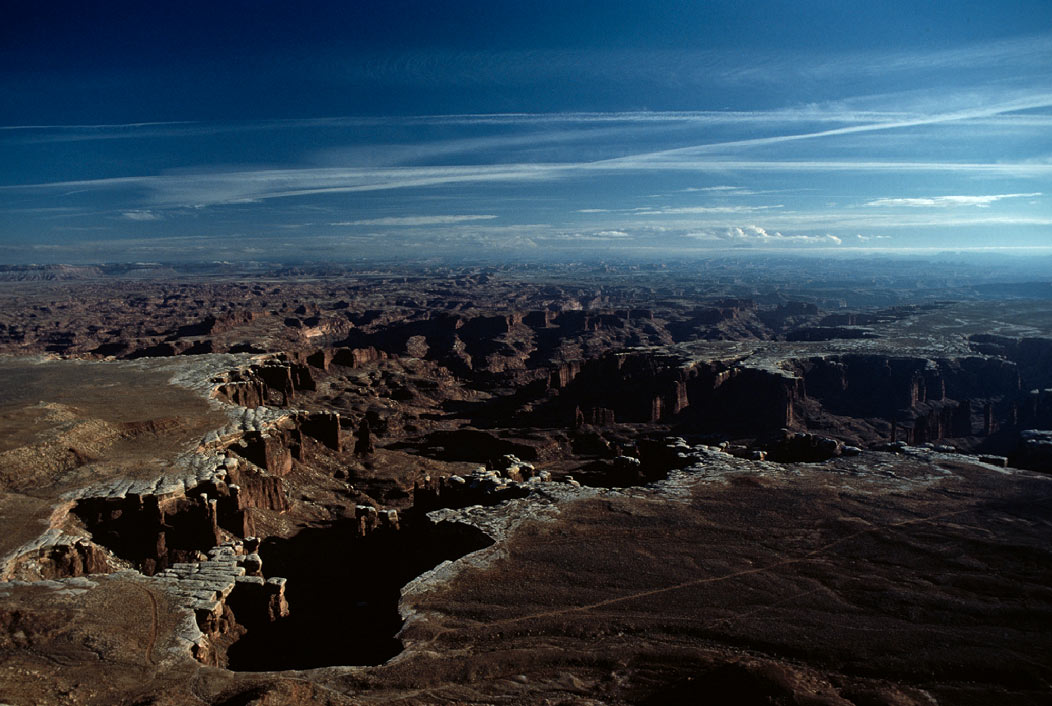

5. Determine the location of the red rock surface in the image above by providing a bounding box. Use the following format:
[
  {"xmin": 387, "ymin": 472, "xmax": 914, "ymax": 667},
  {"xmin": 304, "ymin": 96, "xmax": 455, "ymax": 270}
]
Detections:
[{"xmin": 0, "ymin": 266, "xmax": 1050, "ymax": 704}]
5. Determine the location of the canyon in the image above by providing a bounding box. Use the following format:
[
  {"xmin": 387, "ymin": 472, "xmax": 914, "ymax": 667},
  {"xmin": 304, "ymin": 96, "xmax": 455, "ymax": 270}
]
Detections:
[{"xmin": 0, "ymin": 261, "xmax": 1050, "ymax": 705}]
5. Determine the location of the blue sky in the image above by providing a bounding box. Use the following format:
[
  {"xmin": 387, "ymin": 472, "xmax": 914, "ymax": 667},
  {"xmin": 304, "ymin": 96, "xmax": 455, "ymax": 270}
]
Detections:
[{"xmin": 1, "ymin": 1, "xmax": 1050, "ymax": 263}]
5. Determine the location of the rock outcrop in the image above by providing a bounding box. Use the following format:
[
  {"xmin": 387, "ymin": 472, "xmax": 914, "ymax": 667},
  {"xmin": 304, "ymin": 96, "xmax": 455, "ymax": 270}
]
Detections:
[
  {"xmin": 155, "ymin": 539, "xmax": 289, "ymax": 666},
  {"xmin": 1012, "ymin": 429, "xmax": 1052, "ymax": 472}
]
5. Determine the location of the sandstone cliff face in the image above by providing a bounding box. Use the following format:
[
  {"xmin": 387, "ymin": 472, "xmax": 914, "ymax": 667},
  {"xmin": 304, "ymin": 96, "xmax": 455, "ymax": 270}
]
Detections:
[
  {"xmin": 331, "ymin": 346, "xmax": 388, "ymax": 368},
  {"xmin": 5, "ymin": 538, "xmax": 113, "ymax": 581},
  {"xmin": 697, "ymin": 365, "xmax": 801, "ymax": 430},
  {"xmin": 73, "ymin": 491, "xmax": 224, "ymax": 576},
  {"xmin": 549, "ymin": 360, "xmax": 583, "ymax": 389},
  {"xmin": 331, "ymin": 304, "xmax": 684, "ymax": 380},
  {"xmin": 212, "ymin": 357, "xmax": 317, "ymax": 408},
  {"xmin": 970, "ymin": 334, "xmax": 1052, "ymax": 390},
  {"xmin": 14, "ymin": 380, "xmax": 313, "ymax": 665},
  {"xmin": 1012, "ymin": 429, "xmax": 1052, "ymax": 471},
  {"xmin": 62, "ymin": 411, "xmax": 311, "ymax": 578},
  {"xmin": 229, "ymin": 430, "xmax": 294, "ymax": 475},
  {"xmin": 538, "ymin": 352, "xmax": 801, "ymax": 432},
  {"xmin": 204, "ymin": 330, "xmax": 1040, "ymax": 458},
  {"xmin": 549, "ymin": 352, "xmax": 698, "ymax": 425},
  {"xmin": 785, "ymin": 353, "xmax": 1021, "ymax": 443},
  {"xmin": 154, "ymin": 539, "xmax": 290, "ymax": 667},
  {"xmin": 794, "ymin": 355, "xmax": 943, "ymax": 417},
  {"xmin": 895, "ymin": 400, "xmax": 974, "ymax": 444},
  {"xmin": 540, "ymin": 347, "xmax": 1026, "ymax": 445},
  {"xmin": 1020, "ymin": 388, "xmax": 1052, "ymax": 429},
  {"xmin": 227, "ymin": 465, "xmax": 291, "ymax": 518}
]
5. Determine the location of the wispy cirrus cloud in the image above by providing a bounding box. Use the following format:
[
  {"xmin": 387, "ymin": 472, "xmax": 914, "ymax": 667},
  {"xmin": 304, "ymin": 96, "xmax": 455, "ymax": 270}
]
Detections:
[
  {"xmin": 313, "ymin": 31, "xmax": 1052, "ymax": 100},
  {"xmin": 864, "ymin": 192, "xmax": 1041, "ymax": 208},
  {"xmin": 0, "ymin": 110, "xmax": 919, "ymax": 143},
  {"xmin": 618, "ymin": 211, "xmax": 1052, "ymax": 232},
  {"xmin": 685, "ymin": 225, "xmax": 842, "ymax": 246},
  {"xmin": 4, "ymin": 86, "xmax": 1052, "ymax": 212},
  {"xmin": 6, "ymin": 157, "xmax": 1049, "ymax": 212},
  {"xmin": 3, "ymin": 86, "xmax": 1048, "ymax": 260},
  {"xmin": 809, "ymin": 32, "xmax": 1052, "ymax": 80},
  {"xmin": 121, "ymin": 209, "xmax": 162, "ymax": 221},
  {"xmin": 593, "ymin": 94, "xmax": 1052, "ymax": 167},
  {"xmin": 681, "ymin": 185, "xmax": 758, "ymax": 193},
  {"xmin": 591, "ymin": 160, "xmax": 1052, "ymax": 176},
  {"xmin": 331, "ymin": 214, "xmax": 497, "ymax": 226},
  {"xmin": 8, "ymin": 98, "xmax": 1047, "ymax": 140},
  {"xmin": 632, "ymin": 205, "xmax": 783, "ymax": 215}
]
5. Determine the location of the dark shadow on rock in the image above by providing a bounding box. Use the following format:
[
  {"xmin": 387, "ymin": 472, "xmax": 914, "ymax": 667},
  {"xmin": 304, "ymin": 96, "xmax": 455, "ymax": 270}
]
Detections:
[{"xmin": 225, "ymin": 516, "xmax": 493, "ymax": 671}]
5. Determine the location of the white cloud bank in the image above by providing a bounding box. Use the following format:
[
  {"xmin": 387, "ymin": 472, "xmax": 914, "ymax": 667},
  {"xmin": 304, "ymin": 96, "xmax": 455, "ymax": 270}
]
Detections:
[
  {"xmin": 331, "ymin": 214, "xmax": 497, "ymax": 226},
  {"xmin": 121, "ymin": 210, "xmax": 162, "ymax": 221},
  {"xmin": 685, "ymin": 225, "xmax": 842, "ymax": 245},
  {"xmin": 865, "ymin": 192, "xmax": 1041, "ymax": 207},
  {"xmin": 633, "ymin": 205, "xmax": 783, "ymax": 215}
]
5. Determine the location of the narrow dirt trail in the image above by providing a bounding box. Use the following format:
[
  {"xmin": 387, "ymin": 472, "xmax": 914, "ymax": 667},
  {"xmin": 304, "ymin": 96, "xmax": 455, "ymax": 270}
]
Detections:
[
  {"xmin": 483, "ymin": 505, "xmax": 977, "ymax": 629},
  {"xmin": 135, "ymin": 584, "xmax": 159, "ymax": 666}
]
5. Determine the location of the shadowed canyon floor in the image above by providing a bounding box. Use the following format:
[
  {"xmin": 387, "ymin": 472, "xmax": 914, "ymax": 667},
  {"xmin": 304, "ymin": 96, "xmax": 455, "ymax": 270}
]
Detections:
[{"xmin": 0, "ymin": 262, "xmax": 1050, "ymax": 705}]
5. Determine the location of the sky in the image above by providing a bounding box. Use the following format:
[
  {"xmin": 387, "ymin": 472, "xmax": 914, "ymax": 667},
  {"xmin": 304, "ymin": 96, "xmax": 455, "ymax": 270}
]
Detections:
[{"xmin": 0, "ymin": 0, "xmax": 1050, "ymax": 263}]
